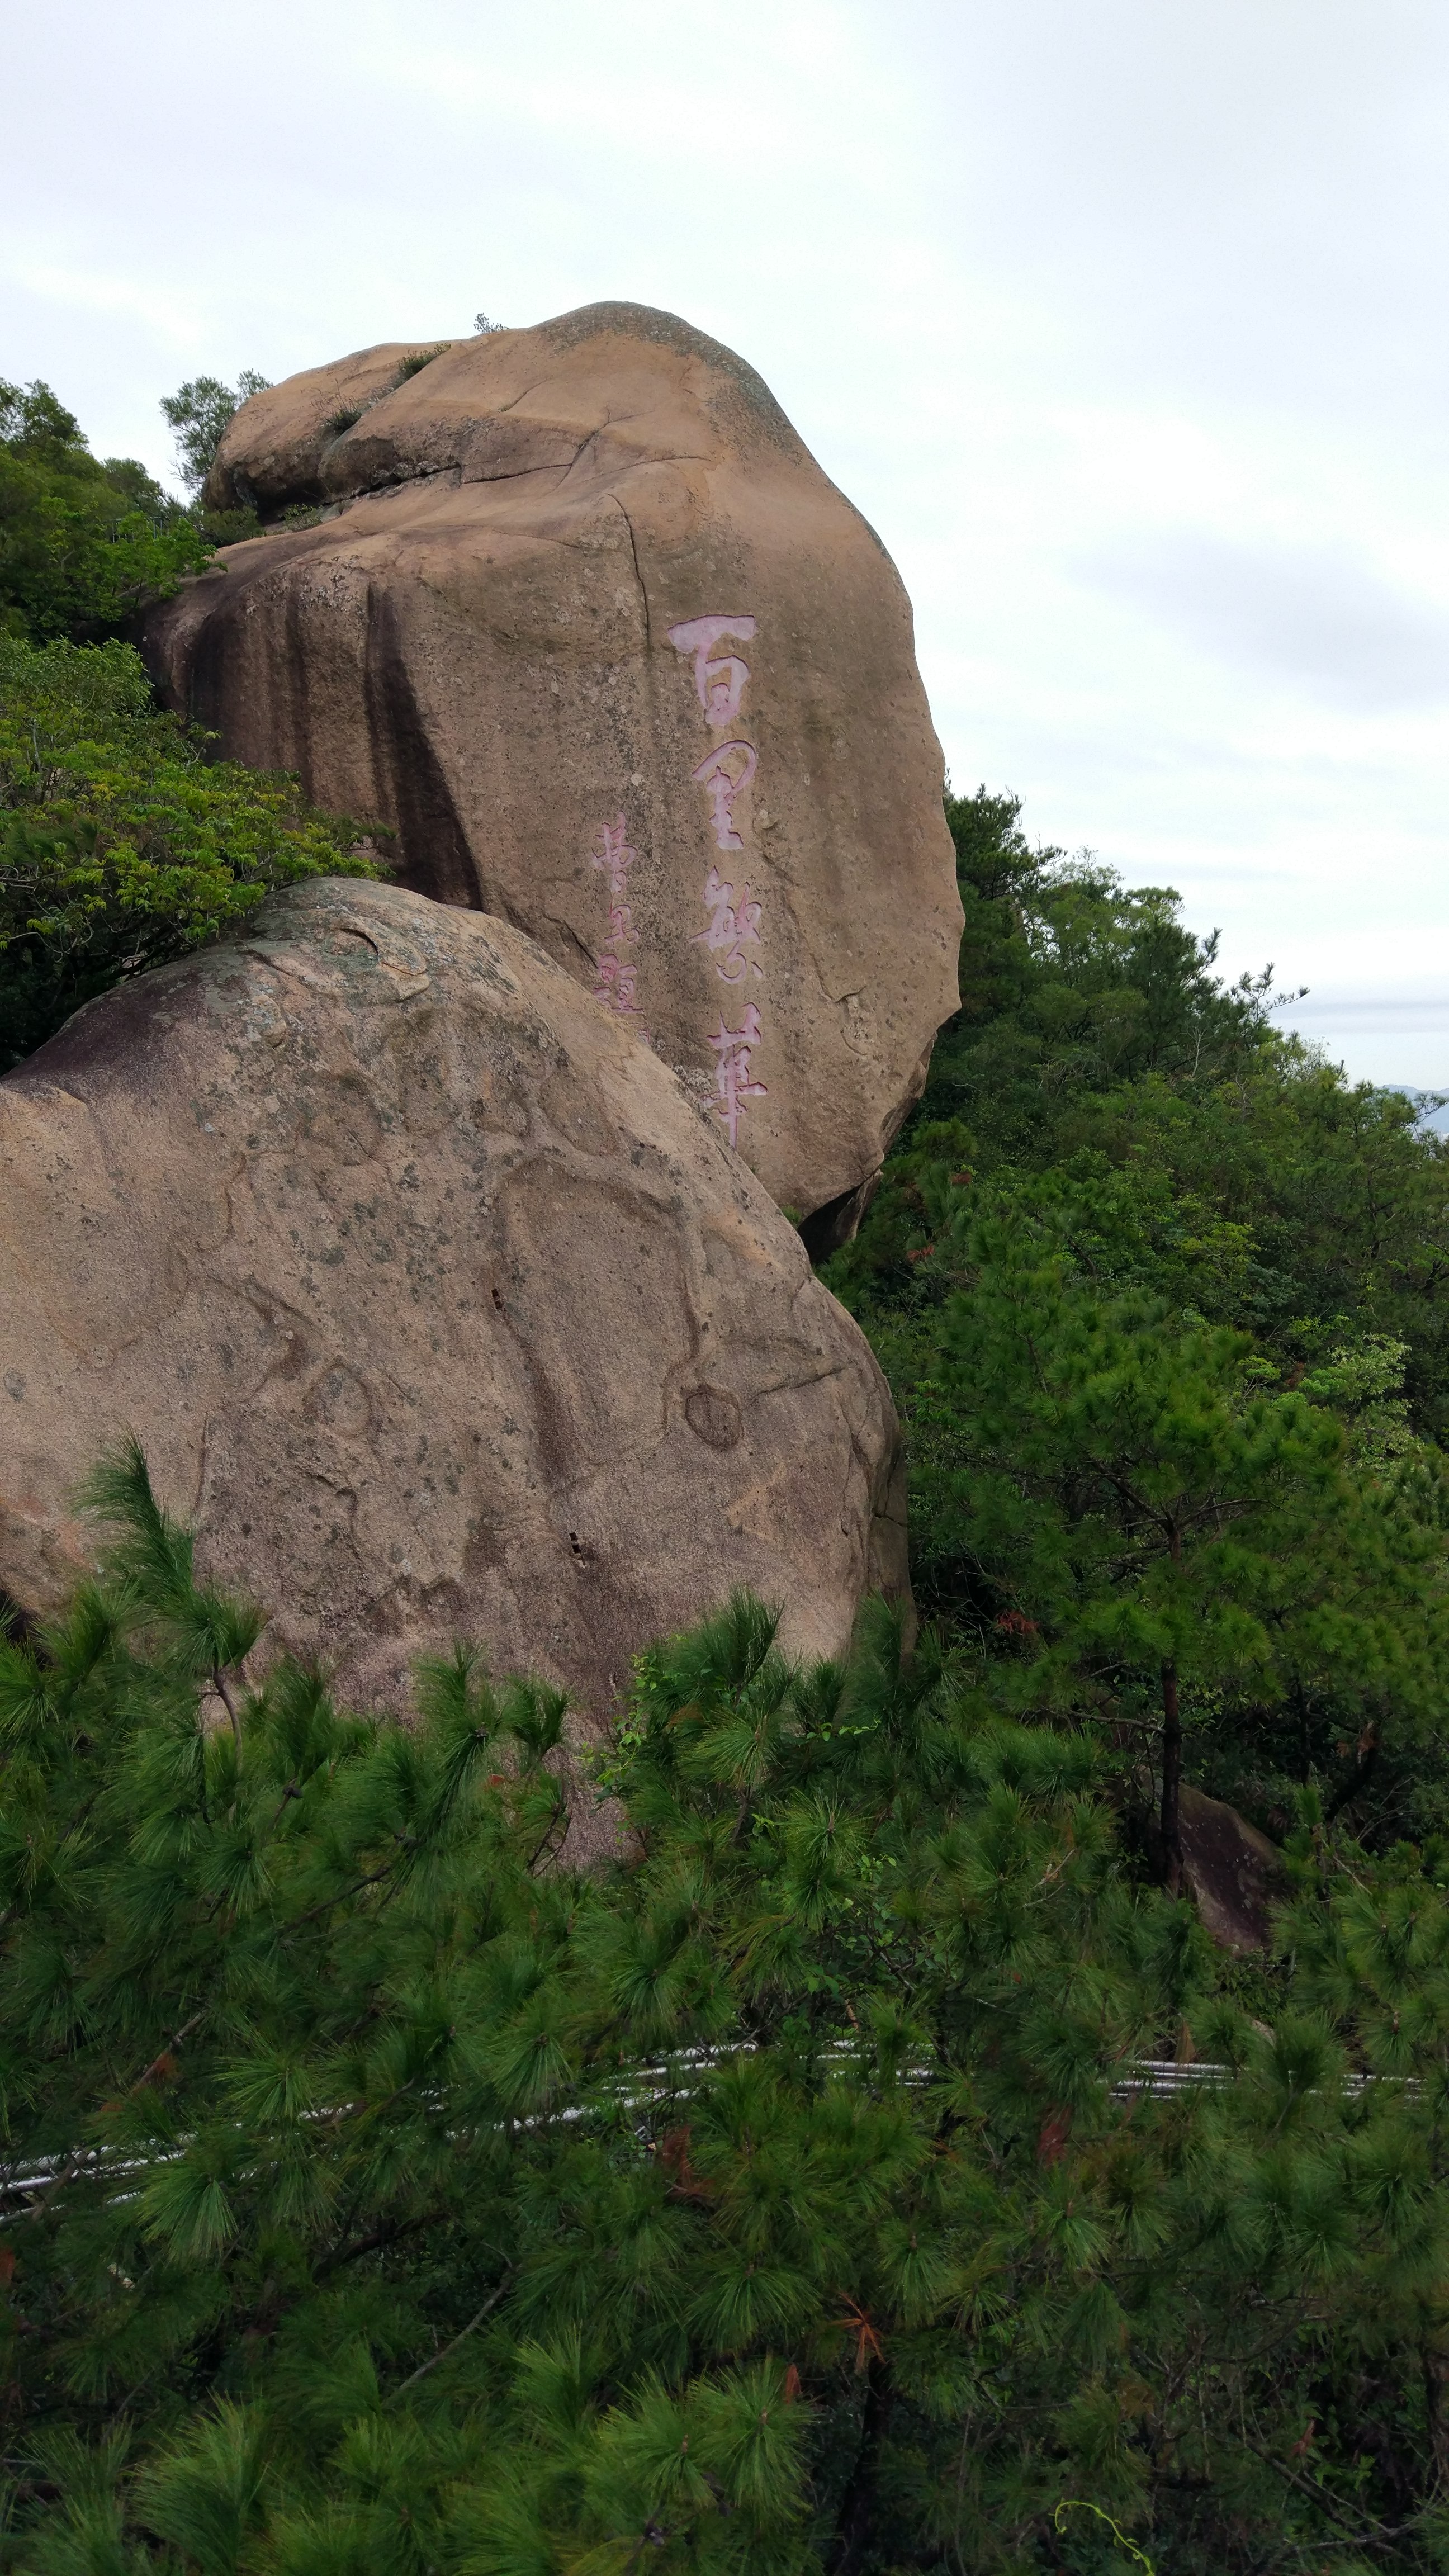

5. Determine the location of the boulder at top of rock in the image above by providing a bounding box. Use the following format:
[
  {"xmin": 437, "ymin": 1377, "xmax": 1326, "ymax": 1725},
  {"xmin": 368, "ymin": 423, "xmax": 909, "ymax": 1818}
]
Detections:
[
  {"xmin": 145, "ymin": 304, "xmax": 962, "ymax": 1241},
  {"xmin": 0, "ymin": 880, "xmax": 908, "ymax": 1856},
  {"xmin": 207, "ymin": 340, "xmax": 461, "ymax": 517}
]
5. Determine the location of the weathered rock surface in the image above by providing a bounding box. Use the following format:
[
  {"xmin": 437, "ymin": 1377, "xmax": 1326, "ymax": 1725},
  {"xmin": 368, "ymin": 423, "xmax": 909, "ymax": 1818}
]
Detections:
[
  {"xmin": 1178, "ymin": 1788, "xmax": 1289, "ymax": 1953},
  {"xmin": 0, "ymin": 880, "xmax": 908, "ymax": 1840},
  {"xmin": 144, "ymin": 304, "xmax": 962, "ymax": 1244}
]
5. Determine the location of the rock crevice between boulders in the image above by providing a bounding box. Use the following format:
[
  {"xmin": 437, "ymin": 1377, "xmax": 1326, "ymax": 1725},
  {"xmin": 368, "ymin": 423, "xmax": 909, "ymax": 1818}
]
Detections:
[{"xmin": 148, "ymin": 299, "xmax": 962, "ymax": 1228}]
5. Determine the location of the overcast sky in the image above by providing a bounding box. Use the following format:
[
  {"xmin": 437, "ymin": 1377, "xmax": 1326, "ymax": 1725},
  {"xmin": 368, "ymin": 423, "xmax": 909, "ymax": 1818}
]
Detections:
[{"xmin": 8, "ymin": 1, "xmax": 1449, "ymax": 1084}]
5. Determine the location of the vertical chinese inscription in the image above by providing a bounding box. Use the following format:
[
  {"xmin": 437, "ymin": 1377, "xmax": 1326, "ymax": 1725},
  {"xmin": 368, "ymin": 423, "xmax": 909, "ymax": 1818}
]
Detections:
[
  {"xmin": 694, "ymin": 868, "xmax": 763, "ymax": 984},
  {"xmin": 691, "ymin": 741, "xmax": 756, "ymax": 851},
  {"xmin": 589, "ymin": 813, "xmax": 643, "ymax": 1024},
  {"xmin": 667, "ymin": 613, "xmax": 769, "ymax": 1153},
  {"xmin": 709, "ymin": 1002, "xmax": 767, "ymax": 1147},
  {"xmin": 667, "ymin": 614, "xmax": 756, "ymax": 729}
]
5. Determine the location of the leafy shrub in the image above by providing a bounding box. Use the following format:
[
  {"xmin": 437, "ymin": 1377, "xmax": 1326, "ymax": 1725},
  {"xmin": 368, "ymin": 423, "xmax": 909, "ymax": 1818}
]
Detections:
[
  {"xmin": 275, "ymin": 502, "xmax": 337, "ymax": 531},
  {"xmin": 0, "ymin": 633, "xmax": 382, "ymax": 1067},
  {"xmin": 190, "ymin": 502, "xmax": 264, "ymax": 547},
  {"xmin": 394, "ymin": 346, "xmax": 449, "ymax": 384}
]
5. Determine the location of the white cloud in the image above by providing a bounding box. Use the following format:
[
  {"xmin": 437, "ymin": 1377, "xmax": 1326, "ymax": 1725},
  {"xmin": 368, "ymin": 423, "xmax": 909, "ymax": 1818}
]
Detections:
[
  {"xmin": 2, "ymin": 254, "xmax": 203, "ymax": 349},
  {"xmin": 1086, "ymin": 537, "xmax": 1449, "ymax": 711}
]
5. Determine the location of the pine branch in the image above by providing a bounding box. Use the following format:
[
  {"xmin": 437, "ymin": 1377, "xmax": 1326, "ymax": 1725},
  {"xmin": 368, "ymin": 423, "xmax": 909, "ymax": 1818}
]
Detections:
[
  {"xmin": 318, "ymin": 2203, "xmax": 444, "ymax": 2275},
  {"xmin": 23, "ymin": 2005, "xmax": 209, "ymax": 2223},
  {"xmin": 1239, "ymin": 2428, "xmax": 1430, "ymax": 2547},
  {"xmin": 383, "ymin": 2272, "xmax": 512, "ymax": 2403},
  {"xmin": 211, "ymin": 1663, "xmax": 242, "ymax": 1754}
]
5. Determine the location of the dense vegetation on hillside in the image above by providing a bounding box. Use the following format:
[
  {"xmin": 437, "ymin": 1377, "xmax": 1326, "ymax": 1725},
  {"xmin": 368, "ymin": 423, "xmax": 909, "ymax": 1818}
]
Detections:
[
  {"xmin": 0, "ymin": 376, "xmax": 379, "ymax": 1066},
  {"xmin": 0, "ymin": 379, "xmax": 209, "ymax": 649},
  {"xmin": 825, "ymin": 792, "xmax": 1449, "ymax": 1865},
  {"xmin": 1, "ymin": 367, "xmax": 268, "ymax": 651},
  {"xmin": 6, "ymin": 385, "xmax": 1449, "ymax": 2569},
  {"xmin": 0, "ymin": 636, "xmax": 382, "ymax": 1070},
  {"xmin": 2, "ymin": 1452, "xmax": 1447, "ymax": 2574}
]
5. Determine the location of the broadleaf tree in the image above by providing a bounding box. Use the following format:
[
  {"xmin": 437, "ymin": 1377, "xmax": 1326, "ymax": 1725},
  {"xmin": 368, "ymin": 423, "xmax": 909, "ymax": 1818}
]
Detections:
[
  {"xmin": 159, "ymin": 371, "xmax": 271, "ymax": 499},
  {"xmin": 0, "ymin": 633, "xmax": 383, "ymax": 1068},
  {"xmin": 0, "ymin": 380, "xmax": 210, "ymax": 649}
]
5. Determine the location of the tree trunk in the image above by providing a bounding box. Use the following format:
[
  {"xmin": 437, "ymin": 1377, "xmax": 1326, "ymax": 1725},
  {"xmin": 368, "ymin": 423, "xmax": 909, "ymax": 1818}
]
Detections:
[
  {"xmin": 1159, "ymin": 1660, "xmax": 1183, "ymax": 1895},
  {"xmin": 1292, "ymin": 1677, "xmax": 1311, "ymax": 1786},
  {"xmin": 1327, "ymin": 1722, "xmax": 1379, "ymax": 1820},
  {"xmin": 1422, "ymin": 2334, "xmax": 1449, "ymax": 2494},
  {"xmin": 828, "ymin": 2357, "xmax": 891, "ymax": 2576}
]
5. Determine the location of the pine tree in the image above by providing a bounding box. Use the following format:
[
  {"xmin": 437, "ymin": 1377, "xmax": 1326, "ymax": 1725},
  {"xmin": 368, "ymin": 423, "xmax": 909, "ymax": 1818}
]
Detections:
[
  {"xmin": 2, "ymin": 1451, "xmax": 1447, "ymax": 2569},
  {"xmin": 907, "ymin": 1177, "xmax": 1449, "ymax": 1881}
]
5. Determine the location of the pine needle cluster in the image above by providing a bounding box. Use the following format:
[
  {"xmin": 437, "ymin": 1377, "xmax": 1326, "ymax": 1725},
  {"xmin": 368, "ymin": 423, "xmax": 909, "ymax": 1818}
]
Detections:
[{"xmin": 0, "ymin": 1452, "xmax": 1446, "ymax": 2571}]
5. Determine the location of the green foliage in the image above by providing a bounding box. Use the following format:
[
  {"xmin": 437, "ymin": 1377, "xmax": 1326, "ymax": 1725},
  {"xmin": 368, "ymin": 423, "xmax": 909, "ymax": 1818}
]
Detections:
[
  {"xmin": 2, "ymin": 1456, "xmax": 1448, "ymax": 2570},
  {"xmin": 826, "ymin": 791, "xmax": 1449, "ymax": 1848},
  {"xmin": 0, "ymin": 380, "xmax": 211, "ymax": 648},
  {"xmin": 0, "ymin": 633, "xmax": 382, "ymax": 1067},
  {"xmin": 4, "ymin": 392, "xmax": 1449, "ymax": 2563},
  {"xmin": 393, "ymin": 348, "xmax": 448, "ymax": 384},
  {"xmin": 159, "ymin": 372, "xmax": 271, "ymax": 498},
  {"xmin": 834, "ymin": 790, "xmax": 1449, "ymax": 1426},
  {"xmin": 924, "ymin": 1182, "xmax": 1449, "ymax": 1865},
  {"xmin": 929, "ymin": 788, "xmax": 1276, "ymax": 1132}
]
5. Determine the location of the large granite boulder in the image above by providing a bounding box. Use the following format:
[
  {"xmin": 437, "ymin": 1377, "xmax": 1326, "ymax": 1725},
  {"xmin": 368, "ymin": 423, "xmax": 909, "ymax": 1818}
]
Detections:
[
  {"xmin": 0, "ymin": 881, "xmax": 908, "ymax": 1840},
  {"xmin": 144, "ymin": 304, "xmax": 962, "ymax": 1247}
]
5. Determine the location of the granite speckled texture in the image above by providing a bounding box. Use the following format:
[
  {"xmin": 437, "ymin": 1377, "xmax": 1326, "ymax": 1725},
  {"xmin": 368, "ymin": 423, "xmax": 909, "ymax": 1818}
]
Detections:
[
  {"xmin": 144, "ymin": 303, "xmax": 962, "ymax": 1242},
  {"xmin": 0, "ymin": 880, "xmax": 909, "ymax": 1849}
]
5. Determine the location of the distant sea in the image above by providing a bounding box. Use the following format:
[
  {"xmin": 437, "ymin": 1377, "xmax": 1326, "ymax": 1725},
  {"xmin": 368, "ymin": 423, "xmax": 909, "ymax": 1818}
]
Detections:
[{"xmin": 1397, "ymin": 1090, "xmax": 1449, "ymax": 1135}]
